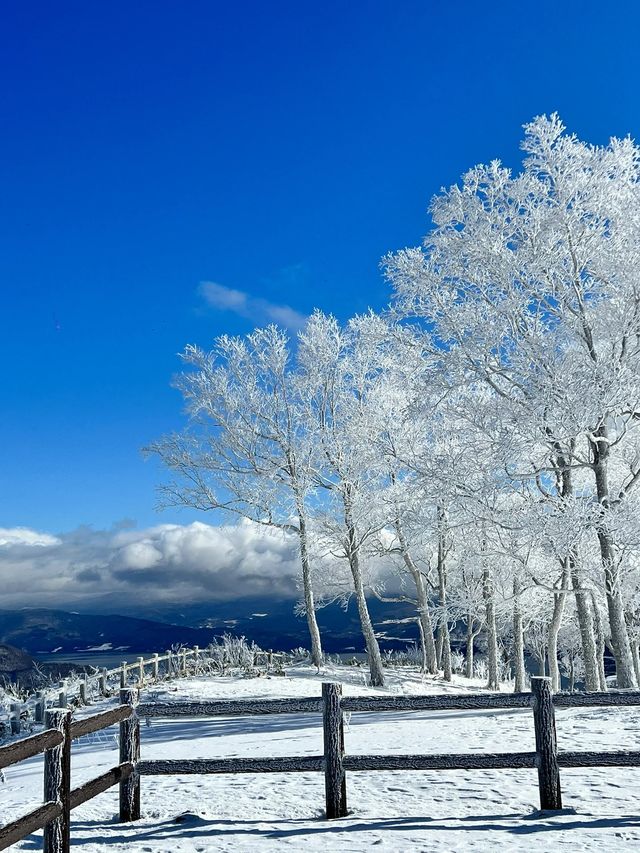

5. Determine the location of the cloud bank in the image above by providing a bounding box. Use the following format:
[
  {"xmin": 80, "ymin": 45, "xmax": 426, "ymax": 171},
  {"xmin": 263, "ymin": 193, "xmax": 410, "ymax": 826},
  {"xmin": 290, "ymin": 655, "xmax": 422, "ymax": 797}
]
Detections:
[
  {"xmin": 0, "ymin": 521, "xmax": 301, "ymax": 611},
  {"xmin": 199, "ymin": 281, "xmax": 308, "ymax": 331}
]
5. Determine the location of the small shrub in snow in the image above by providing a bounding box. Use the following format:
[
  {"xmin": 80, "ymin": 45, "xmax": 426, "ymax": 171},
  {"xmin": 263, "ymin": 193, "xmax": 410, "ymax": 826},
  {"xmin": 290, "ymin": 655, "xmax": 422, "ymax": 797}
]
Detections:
[
  {"xmin": 473, "ymin": 659, "xmax": 488, "ymax": 682},
  {"xmin": 206, "ymin": 634, "xmax": 262, "ymax": 674},
  {"xmin": 289, "ymin": 647, "xmax": 311, "ymax": 663},
  {"xmin": 450, "ymin": 651, "xmax": 465, "ymax": 674},
  {"xmin": 381, "ymin": 644, "xmax": 422, "ymax": 668}
]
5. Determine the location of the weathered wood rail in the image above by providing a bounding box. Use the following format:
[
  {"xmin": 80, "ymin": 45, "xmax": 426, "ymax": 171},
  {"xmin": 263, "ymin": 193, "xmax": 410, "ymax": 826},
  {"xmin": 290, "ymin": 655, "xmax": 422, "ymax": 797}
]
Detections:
[
  {"xmin": 0, "ymin": 700, "xmax": 136, "ymax": 853},
  {"xmin": 3, "ymin": 676, "xmax": 640, "ymax": 852}
]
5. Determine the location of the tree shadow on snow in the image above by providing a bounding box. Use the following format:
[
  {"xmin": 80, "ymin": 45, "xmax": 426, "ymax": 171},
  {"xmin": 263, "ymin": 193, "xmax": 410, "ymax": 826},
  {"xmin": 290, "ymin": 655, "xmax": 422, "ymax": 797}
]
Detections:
[{"xmin": 50, "ymin": 810, "xmax": 640, "ymax": 847}]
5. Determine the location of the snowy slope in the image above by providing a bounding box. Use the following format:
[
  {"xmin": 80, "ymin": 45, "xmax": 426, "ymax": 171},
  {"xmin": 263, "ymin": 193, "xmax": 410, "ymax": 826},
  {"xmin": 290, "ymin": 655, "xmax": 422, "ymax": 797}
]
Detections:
[{"xmin": 3, "ymin": 666, "xmax": 640, "ymax": 852}]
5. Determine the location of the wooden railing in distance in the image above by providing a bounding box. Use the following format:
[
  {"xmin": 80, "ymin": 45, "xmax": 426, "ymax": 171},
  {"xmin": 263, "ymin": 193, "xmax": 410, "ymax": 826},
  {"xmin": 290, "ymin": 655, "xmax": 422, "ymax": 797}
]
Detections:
[{"xmin": 20, "ymin": 644, "xmax": 288, "ymax": 722}]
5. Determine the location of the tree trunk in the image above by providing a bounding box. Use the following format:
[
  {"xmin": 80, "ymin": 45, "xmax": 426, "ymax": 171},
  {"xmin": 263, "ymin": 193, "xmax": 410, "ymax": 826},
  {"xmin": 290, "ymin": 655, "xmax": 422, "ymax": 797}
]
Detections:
[
  {"xmin": 436, "ymin": 514, "xmax": 452, "ymax": 682},
  {"xmin": 482, "ymin": 554, "xmax": 499, "ymax": 691},
  {"xmin": 547, "ymin": 563, "xmax": 570, "ymax": 692},
  {"xmin": 465, "ymin": 615, "xmax": 476, "ymax": 680},
  {"xmin": 632, "ymin": 642, "xmax": 640, "ymax": 687},
  {"xmin": 569, "ymin": 558, "xmax": 600, "ymax": 691},
  {"xmin": 512, "ymin": 579, "xmax": 526, "ymax": 693},
  {"xmin": 556, "ymin": 448, "xmax": 600, "ymax": 690},
  {"xmin": 289, "ymin": 473, "xmax": 323, "ymax": 668},
  {"xmin": 295, "ymin": 496, "xmax": 323, "ymax": 669},
  {"xmin": 591, "ymin": 433, "xmax": 637, "ymax": 688},
  {"xmin": 395, "ymin": 519, "xmax": 437, "ymax": 674},
  {"xmin": 415, "ymin": 616, "xmax": 428, "ymax": 673},
  {"xmin": 343, "ymin": 495, "xmax": 384, "ymax": 687},
  {"xmin": 414, "ymin": 574, "xmax": 438, "ymax": 675},
  {"xmin": 590, "ymin": 589, "xmax": 607, "ymax": 691}
]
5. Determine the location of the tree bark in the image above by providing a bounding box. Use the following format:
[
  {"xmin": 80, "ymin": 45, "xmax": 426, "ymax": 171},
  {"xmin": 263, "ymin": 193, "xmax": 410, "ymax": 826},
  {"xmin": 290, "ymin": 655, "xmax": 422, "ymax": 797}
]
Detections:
[
  {"xmin": 632, "ymin": 642, "xmax": 640, "ymax": 686},
  {"xmin": 414, "ymin": 573, "xmax": 438, "ymax": 675},
  {"xmin": 482, "ymin": 552, "xmax": 500, "ymax": 691},
  {"xmin": 343, "ymin": 494, "xmax": 385, "ymax": 687},
  {"xmin": 394, "ymin": 519, "xmax": 437, "ymax": 674},
  {"xmin": 591, "ymin": 431, "xmax": 637, "ymax": 688},
  {"xmin": 512, "ymin": 579, "xmax": 526, "ymax": 693},
  {"xmin": 296, "ymin": 501, "xmax": 323, "ymax": 669},
  {"xmin": 465, "ymin": 615, "xmax": 476, "ymax": 680},
  {"xmin": 590, "ymin": 589, "xmax": 607, "ymax": 692},
  {"xmin": 415, "ymin": 616, "xmax": 428, "ymax": 673},
  {"xmin": 547, "ymin": 563, "xmax": 570, "ymax": 692},
  {"xmin": 437, "ymin": 513, "xmax": 452, "ymax": 682},
  {"xmin": 556, "ymin": 455, "xmax": 600, "ymax": 691},
  {"xmin": 569, "ymin": 558, "xmax": 600, "ymax": 691}
]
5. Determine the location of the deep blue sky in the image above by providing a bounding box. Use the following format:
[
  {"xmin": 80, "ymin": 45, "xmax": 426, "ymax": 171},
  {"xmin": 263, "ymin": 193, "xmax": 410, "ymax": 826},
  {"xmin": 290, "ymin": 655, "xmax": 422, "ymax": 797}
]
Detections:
[{"xmin": 2, "ymin": 0, "xmax": 639, "ymax": 533}]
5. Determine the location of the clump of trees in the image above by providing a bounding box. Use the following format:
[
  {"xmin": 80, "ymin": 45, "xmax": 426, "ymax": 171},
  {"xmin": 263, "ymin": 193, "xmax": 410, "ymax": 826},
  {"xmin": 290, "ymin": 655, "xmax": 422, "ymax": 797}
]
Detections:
[{"xmin": 149, "ymin": 115, "xmax": 640, "ymax": 691}]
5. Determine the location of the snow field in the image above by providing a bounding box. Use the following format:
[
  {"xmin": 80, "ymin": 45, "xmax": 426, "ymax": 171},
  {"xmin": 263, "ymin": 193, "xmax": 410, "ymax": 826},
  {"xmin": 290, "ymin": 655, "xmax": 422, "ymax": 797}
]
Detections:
[{"xmin": 3, "ymin": 666, "xmax": 640, "ymax": 851}]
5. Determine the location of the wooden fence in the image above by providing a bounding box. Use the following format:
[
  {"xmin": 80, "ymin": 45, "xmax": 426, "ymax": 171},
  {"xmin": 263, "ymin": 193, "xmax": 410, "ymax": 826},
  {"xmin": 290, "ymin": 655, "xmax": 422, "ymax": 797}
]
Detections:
[
  {"xmin": 3, "ymin": 645, "xmax": 287, "ymax": 732},
  {"xmin": 2, "ymin": 676, "xmax": 640, "ymax": 852},
  {"xmin": 0, "ymin": 701, "xmax": 134, "ymax": 851}
]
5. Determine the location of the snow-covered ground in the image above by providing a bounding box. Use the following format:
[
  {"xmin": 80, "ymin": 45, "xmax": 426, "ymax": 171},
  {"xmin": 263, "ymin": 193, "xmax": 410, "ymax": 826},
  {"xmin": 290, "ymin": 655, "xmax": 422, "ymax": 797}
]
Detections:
[{"xmin": 3, "ymin": 665, "xmax": 640, "ymax": 851}]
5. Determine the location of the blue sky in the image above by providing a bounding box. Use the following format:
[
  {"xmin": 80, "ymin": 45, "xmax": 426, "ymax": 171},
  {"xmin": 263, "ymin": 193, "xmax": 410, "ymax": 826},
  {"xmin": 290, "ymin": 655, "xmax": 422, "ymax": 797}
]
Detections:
[{"xmin": 2, "ymin": 0, "xmax": 639, "ymax": 533}]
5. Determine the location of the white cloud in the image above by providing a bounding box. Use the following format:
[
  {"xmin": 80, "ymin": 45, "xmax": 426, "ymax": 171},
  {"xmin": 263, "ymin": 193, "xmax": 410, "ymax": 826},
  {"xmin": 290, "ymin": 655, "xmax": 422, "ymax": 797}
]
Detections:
[
  {"xmin": 116, "ymin": 540, "xmax": 163, "ymax": 570},
  {"xmin": 0, "ymin": 520, "xmax": 402, "ymax": 613},
  {"xmin": 198, "ymin": 281, "xmax": 308, "ymax": 331},
  {"xmin": 199, "ymin": 282, "xmax": 248, "ymax": 312},
  {"xmin": 0, "ymin": 527, "xmax": 61, "ymax": 547},
  {"xmin": 260, "ymin": 302, "xmax": 308, "ymax": 330},
  {"xmin": 0, "ymin": 521, "xmax": 301, "ymax": 610}
]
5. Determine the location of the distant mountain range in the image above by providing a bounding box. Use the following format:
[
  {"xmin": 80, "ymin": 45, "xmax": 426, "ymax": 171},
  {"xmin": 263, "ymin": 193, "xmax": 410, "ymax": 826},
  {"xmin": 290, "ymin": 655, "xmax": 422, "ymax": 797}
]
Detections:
[
  {"xmin": 0, "ymin": 608, "xmax": 217, "ymax": 656},
  {"xmin": 0, "ymin": 598, "xmax": 421, "ymax": 658},
  {"xmin": 115, "ymin": 596, "xmax": 421, "ymax": 653}
]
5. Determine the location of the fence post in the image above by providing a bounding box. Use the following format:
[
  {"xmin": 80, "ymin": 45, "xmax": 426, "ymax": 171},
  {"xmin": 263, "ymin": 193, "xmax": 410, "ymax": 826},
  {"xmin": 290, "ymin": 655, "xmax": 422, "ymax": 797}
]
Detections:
[
  {"xmin": 322, "ymin": 682, "xmax": 347, "ymax": 818},
  {"xmin": 10, "ymin": 703, "xmax": 21, "ymax": 734},
  {"xmin": 120, "ymin": 662, "xmax": 127, "ymax": 689},
  {"xmin": 531, "ymin": 676, "xmax": 562, "ymax": 810},
  {"xmin": 44, "ymin": 708, "xmax": 71, "ymax": 853},
  {"xmin": 119, "ymin": 688, "xmax": 140, "ymax": 822},
  {"xmin": 194, "ymin": 646, "xmax": 200, "ymax": 670},
  {"xmin": 165, "ymin": 650, "xmax": 173, "ymax": 678},
  {"xmin": 99, "ymin": 668, "xmax": 108, "ymax": 696},
  {"xmin": 58, "ymin": 681, "xmax": 67, "ymax": 709},
  {"xmin": 35, "ymin": 691, "xmax": 45, "ymax": 723},
  {"xmin": 79, "ymin": 674, "xmax": 89, "ymax": 706},
  {"xmin": 181, "ymin": 649, "xmax": 187, "ymax": 676},
  {"xmin": 152, "ymin": 653, "xmax": 159, "ymax": 681},
  {"xmin": 137, "ymin": 657, "xmax": 145, "ymax": 686}
]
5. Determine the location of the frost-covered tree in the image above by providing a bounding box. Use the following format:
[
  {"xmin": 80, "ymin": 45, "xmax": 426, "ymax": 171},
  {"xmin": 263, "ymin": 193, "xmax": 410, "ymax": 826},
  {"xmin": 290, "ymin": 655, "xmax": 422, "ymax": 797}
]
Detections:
[
  {"xmin": 146, "ymin": 327, "xmax": 324, "ymax": 667},
  {"xmin": 148, "ymin": 115, "xmax": 640, "ymax": 692},
  {"xmin": 387, "ymin": 114, "xmax": 640, "ymax": 687},
  {"xmin": 358, "ymin": 328, "xmax": 445, "ymax": 676},
  {"xmin": 297, "ymin": 312, "xmax": 390, "ymax": 686}
]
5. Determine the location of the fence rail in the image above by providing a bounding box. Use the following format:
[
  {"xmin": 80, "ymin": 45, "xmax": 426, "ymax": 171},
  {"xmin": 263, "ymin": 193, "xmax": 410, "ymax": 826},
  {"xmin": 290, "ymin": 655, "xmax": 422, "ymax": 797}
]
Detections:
[
  {"xmin": 137, "ymin": 696, "xmax": 323, "ymax": 717},
  {"xmin": 2, "ymin": 676, "xmax": 640, "ymax": 852}
]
